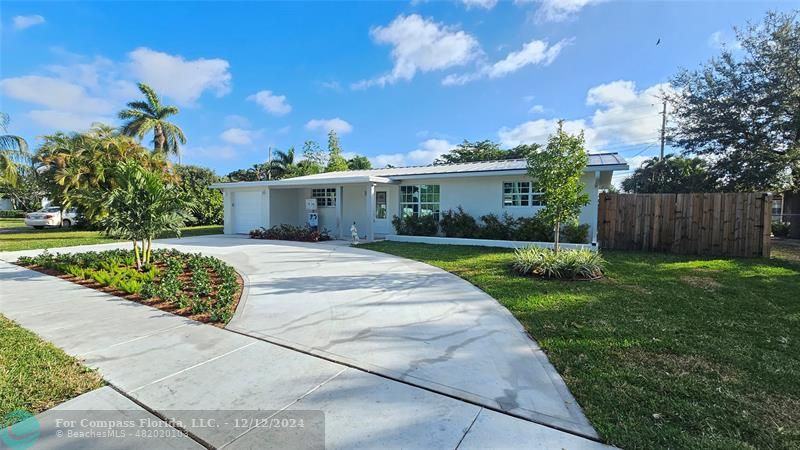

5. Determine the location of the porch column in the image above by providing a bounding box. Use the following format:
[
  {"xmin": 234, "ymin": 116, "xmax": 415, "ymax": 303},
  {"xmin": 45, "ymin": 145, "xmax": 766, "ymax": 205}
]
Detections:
[
  {"xmin": 366, "ymin": 183, "xmax": 375, "ymax": 241},
  {"xmin": 336, "ymin": 185, "xmax": 343, "ymax": 239}
]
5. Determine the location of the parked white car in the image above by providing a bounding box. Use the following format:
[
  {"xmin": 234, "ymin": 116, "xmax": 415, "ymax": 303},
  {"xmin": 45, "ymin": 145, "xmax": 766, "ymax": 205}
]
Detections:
[{"xmin": 25, "ymin": 207, "xmax": 79, "ymax": 229}]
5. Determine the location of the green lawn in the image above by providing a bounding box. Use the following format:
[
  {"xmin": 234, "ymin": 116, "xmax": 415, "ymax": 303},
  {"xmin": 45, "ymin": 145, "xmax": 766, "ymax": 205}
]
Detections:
[
  {"xmin": 0, "ymin": 315, "xmax": 104, "ymax": 421},
  {"xmin": 359, "ymin": 241, "xmax": 800, "ymax": 450},
  {"xmin": 0, "ymin": 225, "xmax": 223, "ymax": 252},
  {"xmin": 0, "ymin": 218, "xmax": 25, "ymax": 229}
]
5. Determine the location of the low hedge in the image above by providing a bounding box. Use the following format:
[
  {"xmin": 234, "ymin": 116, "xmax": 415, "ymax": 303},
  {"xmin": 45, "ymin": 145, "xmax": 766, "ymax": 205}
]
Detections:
[
  {"xmin": 250, "ymin": 224, "xmax": 331, "ymax": 242},
  {"xmin": 409, "ymin": 207, "xmax": 591, "ymax": 243},
  {"xmin": 772, "ymin": 221, "xmax": 790, "ymax": 237},
  {"xmin": 0, "ymin": 210, "xmax": 25, "ymax": 218}
]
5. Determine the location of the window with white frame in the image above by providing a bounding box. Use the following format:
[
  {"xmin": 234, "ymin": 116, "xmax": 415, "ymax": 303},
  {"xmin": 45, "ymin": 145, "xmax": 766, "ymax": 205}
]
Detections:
[
  {"xmin": 503, "ymin": 181, "xmax": 544, "ymax": 207},
  {"xmin": 311, "ymin": 188, "xmax": 337, "ymax": 207},
  {"xmin": 400, "ymin": 185, "xmax": 440, "ymax": 220}
]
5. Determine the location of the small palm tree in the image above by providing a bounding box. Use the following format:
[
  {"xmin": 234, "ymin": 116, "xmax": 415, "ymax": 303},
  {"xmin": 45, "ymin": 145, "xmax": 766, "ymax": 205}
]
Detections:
[
  {"xmin": 118, "ymin": 83, "xmax": 186, "ymax": 163},
  {"xmin": 269, "ymin": 147, "xmax": 297, "ymax": 179},
  {"xmin": 0, "ymin": 113, "xmax": 30, "ymax": 186}
]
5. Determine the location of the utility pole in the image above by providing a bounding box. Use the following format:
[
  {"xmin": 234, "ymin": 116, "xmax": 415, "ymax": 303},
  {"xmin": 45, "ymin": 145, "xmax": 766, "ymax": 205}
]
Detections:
[
  {"xmin": 659, "ymin": 100, "xmax": 667, "ymax": 160},
  {"xmin": 267, "ymin": 146, "xmax": 272, "ymax": 181}
]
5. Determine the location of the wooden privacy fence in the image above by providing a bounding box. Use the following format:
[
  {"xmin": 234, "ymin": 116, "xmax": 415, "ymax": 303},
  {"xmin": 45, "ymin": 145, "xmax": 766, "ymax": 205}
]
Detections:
[{"xmin": 598, "ymin": 192, "xmax": 772, "ymax": 257}]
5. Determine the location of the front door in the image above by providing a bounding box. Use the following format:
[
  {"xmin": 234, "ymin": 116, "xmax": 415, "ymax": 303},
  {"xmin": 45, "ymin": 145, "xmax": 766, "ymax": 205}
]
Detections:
[{"xmin": 373, "ymin": 190, "xmax": 390, "ymax": 235}]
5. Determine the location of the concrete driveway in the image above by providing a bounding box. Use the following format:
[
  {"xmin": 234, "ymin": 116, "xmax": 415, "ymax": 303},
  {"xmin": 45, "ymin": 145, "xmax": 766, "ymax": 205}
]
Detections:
[{"xmin": 0, "ymin": 235, "xmax": 600, "ymax": 447}]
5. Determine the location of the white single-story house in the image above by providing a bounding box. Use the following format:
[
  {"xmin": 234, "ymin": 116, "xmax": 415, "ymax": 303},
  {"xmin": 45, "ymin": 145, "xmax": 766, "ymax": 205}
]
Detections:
[{"xmin": 211, "ymin": 153, "xmax": 628, "ymax": 242}]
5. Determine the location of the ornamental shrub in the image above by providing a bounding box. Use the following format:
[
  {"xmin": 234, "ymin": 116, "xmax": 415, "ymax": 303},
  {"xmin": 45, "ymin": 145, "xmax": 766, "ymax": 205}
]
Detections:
[
  {"xmin": 512, "ymin": 247, "xmax": 604, "ymax": 280},
  {"xmin": 391, "ymin": 214, "xmax": 439, "ymax": 236},
  {"xmin": 249, "ymin": 224, "xmax": 332, "ymax": 242},
  {"xmin": 440, "ymin": 207, "xmax": 480, "ymax": 238}
]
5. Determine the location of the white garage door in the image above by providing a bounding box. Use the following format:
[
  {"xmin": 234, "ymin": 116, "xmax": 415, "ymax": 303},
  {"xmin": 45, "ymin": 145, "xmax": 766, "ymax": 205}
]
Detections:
[{"xmin": 233, "ymin": 191, "xmax": 263, "ymax": 234}]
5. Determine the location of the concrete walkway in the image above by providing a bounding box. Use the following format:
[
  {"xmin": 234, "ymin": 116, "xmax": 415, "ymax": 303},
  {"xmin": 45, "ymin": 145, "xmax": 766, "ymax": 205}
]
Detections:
[{"xmin": 0, "ymin": 236, "xmax": 608, "ymax": 449}]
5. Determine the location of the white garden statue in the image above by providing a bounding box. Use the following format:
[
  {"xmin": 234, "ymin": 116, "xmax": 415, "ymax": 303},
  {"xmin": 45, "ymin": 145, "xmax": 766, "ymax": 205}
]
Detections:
[{"xmin": 350, "ymin": 222, "xmax": 360, "ymax": 243}]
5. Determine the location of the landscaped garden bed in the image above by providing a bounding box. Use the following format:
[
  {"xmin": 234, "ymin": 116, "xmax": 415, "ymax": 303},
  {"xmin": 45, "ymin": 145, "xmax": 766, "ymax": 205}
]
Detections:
[{"xmin": 15, "ymin": 249, "xmax": 242, "ymax": 325}]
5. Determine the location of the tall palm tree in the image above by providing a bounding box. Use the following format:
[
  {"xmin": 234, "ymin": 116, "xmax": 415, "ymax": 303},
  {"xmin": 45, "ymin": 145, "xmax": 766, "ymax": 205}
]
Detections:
[
  {"xmin": 0, "ymin": 112, "xmax": 29, "ymax": 186},
  {"xmin": 118, "ymin": 83, "xmax": 186, "ymax": 163}
]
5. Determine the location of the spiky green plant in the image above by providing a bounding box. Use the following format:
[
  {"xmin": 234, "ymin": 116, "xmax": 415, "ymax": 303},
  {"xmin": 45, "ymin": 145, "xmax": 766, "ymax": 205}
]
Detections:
[{"xmin": 0, "ymin": 112, "xmax": 29, "ymax": 187}]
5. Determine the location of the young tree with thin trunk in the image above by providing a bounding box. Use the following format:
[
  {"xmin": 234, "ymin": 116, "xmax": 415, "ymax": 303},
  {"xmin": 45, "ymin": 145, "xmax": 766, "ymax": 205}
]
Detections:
[
  {"xmin": 527, "ymin": 121, "xmax": 589, "ymax": 253},
  {"xmin": 325, "ymin": 130, "xmax": 349, "ymax": 172}
]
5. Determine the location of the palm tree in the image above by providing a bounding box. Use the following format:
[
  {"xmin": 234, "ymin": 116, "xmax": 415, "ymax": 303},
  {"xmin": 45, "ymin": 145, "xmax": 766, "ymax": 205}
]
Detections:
[
  {"xmin": 0, "ymin": 113, "xmax": 29, "ymax": 186},
  {"xmin": 269, "ymin": 147, "xmax": 297, "ymax": 179},
  {"xmin": 118, "ymin": 83, "xmax": 186, "ymax": 163}
]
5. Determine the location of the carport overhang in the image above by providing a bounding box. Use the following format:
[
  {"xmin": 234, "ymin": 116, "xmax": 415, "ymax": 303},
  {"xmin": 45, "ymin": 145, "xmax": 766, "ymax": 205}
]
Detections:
[{"xmin": 211, "ymin": 176, "xmax": 397, "ymax": 239}]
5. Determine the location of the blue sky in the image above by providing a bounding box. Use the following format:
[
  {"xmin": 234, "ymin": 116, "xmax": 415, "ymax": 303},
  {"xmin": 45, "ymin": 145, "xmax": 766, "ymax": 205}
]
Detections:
[{"xmin": 1, "ymin": 1, "xmax": 793, "ymax": 180}]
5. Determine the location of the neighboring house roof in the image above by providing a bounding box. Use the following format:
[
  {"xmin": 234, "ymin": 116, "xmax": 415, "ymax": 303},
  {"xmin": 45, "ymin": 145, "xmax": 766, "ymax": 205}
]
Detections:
[{"xmin": 211, "ymin": 152, "xmax": 628, "ymax": 188}]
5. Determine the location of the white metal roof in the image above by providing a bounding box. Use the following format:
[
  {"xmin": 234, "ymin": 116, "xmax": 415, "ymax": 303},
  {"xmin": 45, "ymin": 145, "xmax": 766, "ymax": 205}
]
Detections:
[{"xmin": 211, "ymin": 152, "xmax": 628, "ymax": 189}]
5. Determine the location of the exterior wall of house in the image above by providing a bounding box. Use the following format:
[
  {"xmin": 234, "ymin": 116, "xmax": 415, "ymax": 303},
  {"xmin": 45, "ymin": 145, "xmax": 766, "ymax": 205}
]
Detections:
[
  {"xmin": 394, "ymin": 172, "xmax": 601, "ymax": 241},
  {"xmin": 219, "ymin": 170, "xmax": 608, "ymax": 241}
]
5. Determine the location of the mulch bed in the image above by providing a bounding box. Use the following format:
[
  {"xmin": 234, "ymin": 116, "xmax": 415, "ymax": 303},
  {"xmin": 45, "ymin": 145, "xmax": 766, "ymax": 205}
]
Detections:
[{"xmin": 16, "ymin": 263, "xmax": 244, "ymax": 327}]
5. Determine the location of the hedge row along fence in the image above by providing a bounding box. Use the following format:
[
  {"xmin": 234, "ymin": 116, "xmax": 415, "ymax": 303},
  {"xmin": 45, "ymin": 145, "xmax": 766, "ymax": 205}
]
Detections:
[{"xmin": 598, "ymin": 192, "xmax": 772, "ymax": 258}]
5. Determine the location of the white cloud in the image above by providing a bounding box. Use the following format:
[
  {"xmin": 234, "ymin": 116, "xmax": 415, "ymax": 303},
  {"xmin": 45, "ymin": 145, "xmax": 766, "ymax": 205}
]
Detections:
[
  {"xmin": 587, "ymin": 80, "xmax": 672, "ymax": 144},
  {"xmin": 516, "ymin": 0, "xmax": 604, "ymax": 22},
  {"xmin": 223, "ymin": 114, "xmax": 251, "ymax": 129},
  {"xmin": 353, "ymin": 14, "xmax": 481, "ymax": 88},
  {"xmin": 708, "ymin": 31, "xmax": 742, "ymax": 50},
  {"xmin": 1, "ymin": 48, "xmax": 233, "ymax": 133},
  {"xmin": 127, "ymin": 47, "xmax": 231, "ymax": 105},
  {"xmin": 460, "ymin": 0, "xmax": 498, "ymax": 10},
  {"xmin": 442, "ymin": 38, "xmax": 570, "ymax": 86},
  {"xmin": 220, "ymin": 128, "xmax": 263, "ymax": 145},
  {"xmin": 13, "ymin": 15, "xmax": 45, "ymax": 30},
  {"xmin": 498, "ymin": 118, "xmax": 603, "ymax": 148},
  {"xmin": 27, "ymin": 110, "xmax": 113, "ymax": 132},
  {"xmin": 247, "ymin": 90, "xmax": 292, "ymax": 115},
  {"xmin": 497, "ymin": 80, "xmax": 672, "ymax": 153},
  {"xmin": 528, "ymin": 104, "xmax": 545, "ymax": 114},
  {"xmin": 0, "ymin": 75, "xmax": 114, "ymax": 114},
  {"xmin": 305, "ymin": 118, "xmax": 353, "ymax": 134},
  {"xmin": 370, "ymin": 139, "xmax": 455, "ymax": 167},
  {"xmin": 488, "ymin": 39, "xmax": 568, "ymax": 77}
]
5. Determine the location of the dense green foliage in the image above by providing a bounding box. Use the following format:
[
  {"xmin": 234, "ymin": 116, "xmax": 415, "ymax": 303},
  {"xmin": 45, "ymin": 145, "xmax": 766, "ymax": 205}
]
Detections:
[
  {"xmin": 512, "ymin": 246, "xmax": 605, "ymax": 279},
  {"xmin": 250, "ymin": 224, "xmax": 331, "ymax": 242},
  {"xmin": 527, "ymin": 121, "xmax": 589, "ymax": 251},
  {"xmin": 437, "ymin": 208, "xmax": 590, "ymax": 243},
  {"xmin": 622, "ymin": 154, "xmax": 716, "ymax": 193},
  {"xmin": 434, "ymin": 140, "xmax": 539, "ymax": 165},
  {"xmin": 347, "ymin": 155, "xmax": 372, "ymax": 170},
  {"xmin": 360, "ymin": 241, "xmax": 800, "ymax": 449},
  {"xmin": 391, "ymin": 214, "xmax": 439, "ymax": 236},
  {"xmin": 0, "ymin": 210, "xmax": 24, "ymax": 218},
  {"xmin": 174, "ymin": 165, "xmax": 223, "ymax": 225},
  {"xmin": 17, "ymin": 248, "xmax": 239, "ymax": 323},
  {"xmin": 325, "ymin": 130, "xmax": 349, "ymax": 172},
  {"xmin": 667, "ymin": 11, "xmax": 800, "ymax": 192},
  {"xmin": 36, "ymin": 124, "xmax": 172, "ymax": 220},
  {"xmin": 773, "ymin": 221, "xmax": 791, "ymax": 237},
  {"xmin": 1, "ymin": 315, "xmax": 103, "ymax": 422}
]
